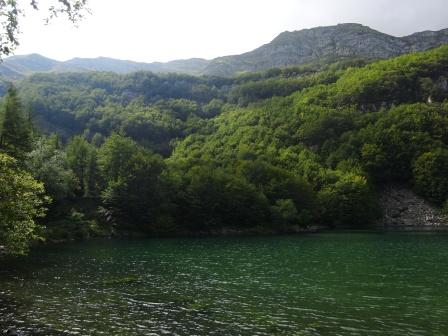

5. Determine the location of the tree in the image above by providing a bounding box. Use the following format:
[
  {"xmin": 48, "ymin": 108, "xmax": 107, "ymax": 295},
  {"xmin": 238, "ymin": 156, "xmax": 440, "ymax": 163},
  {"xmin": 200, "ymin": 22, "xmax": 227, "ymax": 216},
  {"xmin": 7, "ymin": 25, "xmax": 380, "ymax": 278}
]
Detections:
[
  {"xmin": 0, "ymin": 153, "xmax": 48, "ymax": 255},
  {"xmin": 26, "ymin": 136, "xmax": 78, "ymax": 202},
  {"xmin": 318, "ymin": 173, "xmax": 378, "ymax": 227},
  {"xmin": 361, "ymin": 143, "xmax": 388, "ymax": 181},
  {"xmin": 270, "ymin": 199, "xmax": 300, "ymax": 227},
  {"xmin": 0, "ymin": 0, "xmax": 89, "ymax": 58},
  {"xmin": 97, "ymin": 133, "xmax": 140, "ymax": 183},
  {"xmin": 168, "ymin": 166, "xmax": 269, "ymax": 230},
  {"xmin": 0, "ymin": 85, "xmax": 32, "ymax": 159},
  {"xmin": 98, "ymin": 133, "xmax": 165, "ymax": 227},
  {"xmin": 66, "ymin": 135, "xmax": 97, "ymax": 197},
  {"xmin": 236, "ymin": 159, "xmax": 316, "ymax": 211},
  {"xmin": 413, "ymin": 148, "xmax": 448, "ymax": 204}
]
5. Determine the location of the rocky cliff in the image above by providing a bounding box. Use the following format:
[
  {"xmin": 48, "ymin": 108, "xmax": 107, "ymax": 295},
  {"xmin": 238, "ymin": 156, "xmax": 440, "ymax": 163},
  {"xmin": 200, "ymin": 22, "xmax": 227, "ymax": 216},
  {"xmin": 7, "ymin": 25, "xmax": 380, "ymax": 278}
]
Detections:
[{"xmin": 203, "ymin": 23, "xmax": 448, "ymax": 76}]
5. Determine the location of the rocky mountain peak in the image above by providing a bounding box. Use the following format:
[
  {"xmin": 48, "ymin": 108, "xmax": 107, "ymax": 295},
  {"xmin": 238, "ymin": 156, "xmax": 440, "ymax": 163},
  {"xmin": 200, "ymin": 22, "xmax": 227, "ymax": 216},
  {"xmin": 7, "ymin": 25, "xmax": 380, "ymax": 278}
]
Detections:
[
  {"xmin": 1, "ymin": 24, "xmax": 448, "ymax": 79},
  {"xmin": 203, "ymin": 24, "xmax": 448, "ymax": 76}
]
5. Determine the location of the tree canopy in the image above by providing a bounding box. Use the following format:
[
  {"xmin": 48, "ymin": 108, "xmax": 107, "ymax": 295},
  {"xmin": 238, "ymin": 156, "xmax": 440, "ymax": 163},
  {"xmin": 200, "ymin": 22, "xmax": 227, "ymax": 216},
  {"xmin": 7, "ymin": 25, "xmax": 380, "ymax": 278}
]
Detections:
[
  {"xmin": 1, "ymin": 46, "xmax": 448, "ymax": 254},
  {"xmin": 0, "ymin": 152, "xmax": 48, "ymax": 255}
]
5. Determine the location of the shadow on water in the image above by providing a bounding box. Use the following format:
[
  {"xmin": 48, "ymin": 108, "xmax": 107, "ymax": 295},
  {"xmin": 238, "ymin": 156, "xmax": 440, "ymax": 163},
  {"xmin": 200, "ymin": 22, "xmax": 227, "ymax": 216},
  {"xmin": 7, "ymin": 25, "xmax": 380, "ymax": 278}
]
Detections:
[
  {"xmin": 0, "ymin": 296, "xmax": 71, "ymax": 336},
  {"xmin": 1, "ymin": 233, "xmax": 448, "ymax": 335},
  {"xmin": 0, "ymin": 252, "xmax": 72, "ymax": 336}
]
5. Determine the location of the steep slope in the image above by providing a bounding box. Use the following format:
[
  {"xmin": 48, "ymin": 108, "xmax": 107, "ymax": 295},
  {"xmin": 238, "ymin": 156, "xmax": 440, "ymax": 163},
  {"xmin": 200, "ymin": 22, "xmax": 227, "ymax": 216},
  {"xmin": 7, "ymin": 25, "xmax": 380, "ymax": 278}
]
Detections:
[
  {"xmin": 402, "ymin": 29, "xmax": 448, "ymax": 51},
  {"xmin": 1, "ymin": 23, "xmax": 448, "ymax": 80},
  {"xmin": 203, "ymin": 23, "xmax": 448, "ymax": 76},
  {"xmin": 167, "ymin": 46, "xmax": 448, "ymax": 228}
]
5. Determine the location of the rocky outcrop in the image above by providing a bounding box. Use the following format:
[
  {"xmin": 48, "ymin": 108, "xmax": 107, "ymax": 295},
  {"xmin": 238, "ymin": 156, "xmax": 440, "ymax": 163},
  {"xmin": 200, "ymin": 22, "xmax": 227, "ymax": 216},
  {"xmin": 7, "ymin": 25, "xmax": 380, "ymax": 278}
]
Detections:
[
  {"xmin": 401, "ymin": 29, "xmax": 448, "ymax": 52},
  {"xmin": 2, "ymin": 23, "xmax": 448, "ymax": 79},
  {"xmin": 377, "ymin": 185, "xmax": 448, "ymax": 229},
  {"xmin": 203, "ymin": 23, "xmax": 448, "ymax": 76}
]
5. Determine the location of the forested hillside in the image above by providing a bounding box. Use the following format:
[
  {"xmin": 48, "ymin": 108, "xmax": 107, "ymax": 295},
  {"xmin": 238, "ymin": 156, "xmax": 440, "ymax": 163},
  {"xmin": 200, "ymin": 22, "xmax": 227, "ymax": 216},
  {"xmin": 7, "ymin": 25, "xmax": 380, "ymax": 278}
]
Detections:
[
  {"xmin": 1, "ymin": 46, "xmax": 448, "ymax": 255},
  {"xmin": 15, "ymin": 57, "xmax": 363, "ymax": 155}
]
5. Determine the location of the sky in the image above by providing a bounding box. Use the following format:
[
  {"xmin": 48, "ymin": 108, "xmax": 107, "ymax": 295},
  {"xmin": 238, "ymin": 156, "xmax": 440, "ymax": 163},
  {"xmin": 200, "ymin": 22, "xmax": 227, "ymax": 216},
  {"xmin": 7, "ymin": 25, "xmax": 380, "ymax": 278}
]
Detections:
[{"xmin": 13, "ymin": 0, "xmax": 448, "ymax": 63}]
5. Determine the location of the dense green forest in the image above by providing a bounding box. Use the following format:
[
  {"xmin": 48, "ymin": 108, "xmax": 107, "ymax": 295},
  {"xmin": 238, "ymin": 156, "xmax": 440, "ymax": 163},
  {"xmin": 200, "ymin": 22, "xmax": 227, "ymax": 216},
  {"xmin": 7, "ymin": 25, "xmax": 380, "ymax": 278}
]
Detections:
[{"xmin": 1, "ymin": 46, "xmax": 448, "ymax": 255}]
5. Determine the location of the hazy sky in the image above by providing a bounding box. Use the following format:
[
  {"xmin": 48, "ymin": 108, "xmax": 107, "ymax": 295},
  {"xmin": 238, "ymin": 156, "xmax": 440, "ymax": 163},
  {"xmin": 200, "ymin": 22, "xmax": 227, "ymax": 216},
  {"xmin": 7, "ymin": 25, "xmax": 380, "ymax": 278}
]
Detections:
[{"xmin": 13, "ymin": 0, "xmax": 448, "ymax": 62}]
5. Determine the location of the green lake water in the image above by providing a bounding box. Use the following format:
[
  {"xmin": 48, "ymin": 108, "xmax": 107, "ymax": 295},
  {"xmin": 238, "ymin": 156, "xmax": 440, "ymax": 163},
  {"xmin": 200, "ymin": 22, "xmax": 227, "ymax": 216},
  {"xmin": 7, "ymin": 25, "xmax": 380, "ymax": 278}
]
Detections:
[{"xmin": 1, "ymin": 232, "xmax": 448, "ymax": 335}]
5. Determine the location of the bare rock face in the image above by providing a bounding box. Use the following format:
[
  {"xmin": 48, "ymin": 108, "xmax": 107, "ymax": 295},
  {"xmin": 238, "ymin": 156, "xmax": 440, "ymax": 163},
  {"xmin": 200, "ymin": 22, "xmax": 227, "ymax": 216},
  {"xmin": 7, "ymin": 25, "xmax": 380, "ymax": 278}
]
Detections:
[
  {"xmin": 377, "ymin": 185, "xmax": 448, "ymax": 229},
  {"xmin": 204, "ymin": 23, "xmax": 448, "ymax": 76},
  {"xmin": 401, "ymin": 29, "xmax": 448, "ymax": 51},
  {"xmin": 3, "ymin": 24, "xmax": 448, "ymax": 79}
]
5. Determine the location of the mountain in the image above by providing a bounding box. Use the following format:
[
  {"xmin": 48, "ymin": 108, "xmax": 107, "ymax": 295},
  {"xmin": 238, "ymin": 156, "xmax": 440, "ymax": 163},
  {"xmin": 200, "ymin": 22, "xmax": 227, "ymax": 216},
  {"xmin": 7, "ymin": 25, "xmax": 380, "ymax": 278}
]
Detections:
[
  {"xmin": 0, "ymin": 53, "xmax": 59, "ymax": 80},
  {"xmin": 55, "ymin": 57, "xmax": 209, "ymax": 74},
  {"xmin": 0, "ymin": 55, "xmax": 209, "ymax": 80},
  {"xmin": 203, "ymin": 23, "xmax": 448, "ymax": 76},
  {"xmin": 1, "ymin": 23, "xmax": 448, "ymax": 79}
]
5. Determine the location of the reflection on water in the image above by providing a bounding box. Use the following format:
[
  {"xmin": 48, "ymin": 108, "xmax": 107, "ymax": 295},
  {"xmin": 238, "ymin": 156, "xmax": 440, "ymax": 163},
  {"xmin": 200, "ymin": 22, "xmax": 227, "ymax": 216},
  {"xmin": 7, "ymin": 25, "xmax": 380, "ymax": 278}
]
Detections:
[{"xmin": 1, "ymin": 232, "xmax": 448, "ymax": 335}]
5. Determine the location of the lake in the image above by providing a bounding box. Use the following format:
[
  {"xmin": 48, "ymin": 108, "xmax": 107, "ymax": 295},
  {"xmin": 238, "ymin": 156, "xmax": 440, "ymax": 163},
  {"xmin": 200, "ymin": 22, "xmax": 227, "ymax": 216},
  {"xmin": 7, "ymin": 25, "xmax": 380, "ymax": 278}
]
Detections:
[{"xmin": 1, "ymin": 232, "xmax": 448, "ymax": 335}]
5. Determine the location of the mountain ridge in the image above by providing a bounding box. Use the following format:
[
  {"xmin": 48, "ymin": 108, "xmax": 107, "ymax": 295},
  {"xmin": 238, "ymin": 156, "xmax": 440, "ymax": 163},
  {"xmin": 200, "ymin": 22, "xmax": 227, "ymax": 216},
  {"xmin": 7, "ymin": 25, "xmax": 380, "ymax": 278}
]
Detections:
[
  {"xmin": 203, "ymin": 23, "xmax": 448, "ymax": 76},
  {"xmin": 0, "ymin": 54, "xmax": 210, "ymax": 80},
  {"xmin": 1, "ymin": 23, "xmax": 448, "ymax": 79}
]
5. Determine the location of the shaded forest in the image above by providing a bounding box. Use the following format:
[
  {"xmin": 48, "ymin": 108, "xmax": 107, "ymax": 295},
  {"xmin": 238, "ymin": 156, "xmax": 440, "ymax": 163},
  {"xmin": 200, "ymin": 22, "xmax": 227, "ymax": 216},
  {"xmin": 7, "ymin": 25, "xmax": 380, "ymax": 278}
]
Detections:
[{"xmin": 1, "ymin": 46, "xmax": 448, "ymax": 255}]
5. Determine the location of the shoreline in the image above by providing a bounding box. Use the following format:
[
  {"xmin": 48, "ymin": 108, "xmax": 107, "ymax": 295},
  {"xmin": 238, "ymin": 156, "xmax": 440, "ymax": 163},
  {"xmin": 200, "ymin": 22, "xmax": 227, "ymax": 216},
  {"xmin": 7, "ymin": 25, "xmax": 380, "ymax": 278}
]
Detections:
[{"xmin": 41, "ymin": 224, "xmax": 448, "ymax": 246}]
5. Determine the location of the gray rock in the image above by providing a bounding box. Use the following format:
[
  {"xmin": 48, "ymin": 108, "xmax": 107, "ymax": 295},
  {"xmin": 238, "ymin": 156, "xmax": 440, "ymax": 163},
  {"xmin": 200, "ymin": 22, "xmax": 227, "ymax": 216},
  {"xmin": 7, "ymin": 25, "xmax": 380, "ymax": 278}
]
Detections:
[
  {"xmin": 204, "ymin": 23, "xmax": 448, "ymax": 76},
  {"xmin": 377, "ymin": 185, "xmax": 448, "ymax": 229},
  {"xmin": 391, "ymin": 211, "xmax": 401, "ymax": 218}
]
